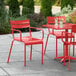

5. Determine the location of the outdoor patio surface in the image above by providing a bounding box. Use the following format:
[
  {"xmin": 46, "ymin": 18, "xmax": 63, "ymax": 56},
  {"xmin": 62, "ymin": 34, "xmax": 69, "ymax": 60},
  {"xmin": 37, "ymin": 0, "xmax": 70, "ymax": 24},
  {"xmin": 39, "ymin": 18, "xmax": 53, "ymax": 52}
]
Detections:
[{"xmin": 0, "ymin": 28, "xmax": 76, "ymax": 76}]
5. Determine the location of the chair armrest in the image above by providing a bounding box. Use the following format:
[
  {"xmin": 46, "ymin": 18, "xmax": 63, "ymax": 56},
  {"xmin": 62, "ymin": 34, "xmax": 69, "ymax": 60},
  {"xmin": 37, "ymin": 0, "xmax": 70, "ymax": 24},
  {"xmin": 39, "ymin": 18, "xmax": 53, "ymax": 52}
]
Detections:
[
  {"xmin": 30, "ymin": 27, "xmax": 44, "ymax": 40},
  {"xmin": 11, "ymin": 29, "xmax": 22, "ymax": 40},
  {"xmin": 61, "ymin": 31, "xmax": 73, "ymax": 44}
]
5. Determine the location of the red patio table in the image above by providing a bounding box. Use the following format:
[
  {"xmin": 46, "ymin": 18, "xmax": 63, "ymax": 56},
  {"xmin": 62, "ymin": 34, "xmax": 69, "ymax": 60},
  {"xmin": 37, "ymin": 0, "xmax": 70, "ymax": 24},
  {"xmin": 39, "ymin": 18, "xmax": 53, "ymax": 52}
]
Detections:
[{"xmin": 43, "ymin": 23, "xmax": 76, "ymax": 62}]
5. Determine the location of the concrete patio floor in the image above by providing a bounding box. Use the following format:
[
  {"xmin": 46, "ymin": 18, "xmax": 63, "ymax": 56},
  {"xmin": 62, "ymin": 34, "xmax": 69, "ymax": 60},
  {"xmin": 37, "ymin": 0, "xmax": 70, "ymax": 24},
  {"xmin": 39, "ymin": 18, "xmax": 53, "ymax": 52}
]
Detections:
[{"xmin": 0, "ymin": 28, "xmax": 76, "ymax": 76}]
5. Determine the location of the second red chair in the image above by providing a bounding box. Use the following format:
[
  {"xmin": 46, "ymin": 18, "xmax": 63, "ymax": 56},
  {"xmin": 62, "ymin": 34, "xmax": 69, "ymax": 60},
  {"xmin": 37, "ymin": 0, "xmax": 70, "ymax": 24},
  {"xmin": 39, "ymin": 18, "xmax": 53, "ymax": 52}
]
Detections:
[{"xmin": 44, "ymin": 16, "xmax": 74, "ymax": 57}]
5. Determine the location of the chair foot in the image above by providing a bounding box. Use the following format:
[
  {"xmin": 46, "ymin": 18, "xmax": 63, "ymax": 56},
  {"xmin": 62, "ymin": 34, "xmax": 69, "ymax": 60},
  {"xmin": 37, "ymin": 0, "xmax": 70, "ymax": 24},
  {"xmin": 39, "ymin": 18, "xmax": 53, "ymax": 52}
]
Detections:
[
  {"xmin": 24, "ymin": 63, "xmax": 26, "ymax": 66},
  {"xmin": 7, "ymin": 60, "xmax": 9, "ymax": 63}
]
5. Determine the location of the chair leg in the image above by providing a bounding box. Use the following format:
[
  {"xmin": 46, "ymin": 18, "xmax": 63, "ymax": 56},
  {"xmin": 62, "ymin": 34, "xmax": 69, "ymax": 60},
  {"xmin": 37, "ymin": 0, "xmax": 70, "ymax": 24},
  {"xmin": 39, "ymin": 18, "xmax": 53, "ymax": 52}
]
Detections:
[
  {"xmin": 68, "ymin": 45, "xmax": 71, "ymax": 71},
  {"xmin": 30, "ymin": 45, "xmax": 32, "ymax": 60},
  {"xmin": 7, "ymin": 40, "xmax": 14, "ymax": 63},
  {"xmin": 44, "ymin": 34, "xmax": 49, "ymax": 54},
  {"xmin": 56, "ymin": 38, "xmax": 57, "ymax": 57},
  {"xmin": 24, "ymin": 44, "xmax": 26, "ymax": 66},
  {"xmin": 73, "ymin": 38, "xmax": 75, "ymax": 56},
  {"xmin": 63, "ymin": 44, "xmax": 65, "ymax": 66},
  {"xmin": 63, "ymin": 44, "xmax": 64, "ymax": 56},
  {"xmin": 42, "ymin": 43, "xmax": 43, "ymax": 64}
]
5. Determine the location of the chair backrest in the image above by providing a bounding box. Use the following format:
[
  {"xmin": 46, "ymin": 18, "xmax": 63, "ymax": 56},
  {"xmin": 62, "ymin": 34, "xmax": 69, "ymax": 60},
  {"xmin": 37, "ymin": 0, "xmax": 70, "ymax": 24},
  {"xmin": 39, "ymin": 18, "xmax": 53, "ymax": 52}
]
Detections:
[
  {"xmin": 72, "ymin": 24, "xmax": 76, "ymax": 33},
  {"xmin": 10, "ymin": 20, "xmax": 30, "ymax": 29},
  {"xmin": 47, "ymin": 16, "xmax": 56, "ymax": 24},
  {"xmin": 56, "ymin": 16, "xmax": 66, "ymax": 23},
  {"xmin": 47, "ymin": 16, "xmax": 66, "ymax": 24}
]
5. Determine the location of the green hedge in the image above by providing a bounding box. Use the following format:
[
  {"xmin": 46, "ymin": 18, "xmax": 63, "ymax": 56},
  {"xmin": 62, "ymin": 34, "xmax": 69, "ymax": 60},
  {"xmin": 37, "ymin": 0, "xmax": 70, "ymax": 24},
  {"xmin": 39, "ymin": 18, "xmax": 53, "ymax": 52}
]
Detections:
[
  {"xmin": 22, "ymin": 0, "xmax": 34, "ymax": 15},
  {"xmin": 40, "ymin": 0, "xmax": 52, "ymax": 17},
  {"xmin": 0, "ymin": 0, "xmax": 11, "ymax": 34},
  {"xmin": 61, "ymin": 0, "xmax": 74, "ymax": 10},
  {"xmin": 9, "ymin": 0, "xmax": 20, "ymax": 17}
]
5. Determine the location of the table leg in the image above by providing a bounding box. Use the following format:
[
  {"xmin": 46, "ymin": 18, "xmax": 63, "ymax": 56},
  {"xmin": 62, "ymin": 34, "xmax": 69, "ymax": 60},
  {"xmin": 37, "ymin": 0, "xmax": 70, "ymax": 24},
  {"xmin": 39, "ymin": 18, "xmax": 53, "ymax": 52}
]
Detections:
[{"xmin": 65, "ymin": 29, "xmax": 68, "ymax": 56}]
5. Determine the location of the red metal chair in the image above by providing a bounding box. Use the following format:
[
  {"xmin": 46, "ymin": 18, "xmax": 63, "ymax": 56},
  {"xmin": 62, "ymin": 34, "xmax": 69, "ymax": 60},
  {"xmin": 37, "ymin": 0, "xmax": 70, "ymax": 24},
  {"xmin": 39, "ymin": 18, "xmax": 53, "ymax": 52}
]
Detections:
[
  {"xmin": 44, "ymin": 16, "xmax": 66, "ymax": 56},
  {"xmin": 61, "ymin": 24, "xmax": 76, "ymax": 71},
  {"xmin": 44, "ymin": 16, "xmax": 74, "ymax": 57},
  {"xmin": 7, "ymin": 20, "xmax": 44, "ymax": 66}
]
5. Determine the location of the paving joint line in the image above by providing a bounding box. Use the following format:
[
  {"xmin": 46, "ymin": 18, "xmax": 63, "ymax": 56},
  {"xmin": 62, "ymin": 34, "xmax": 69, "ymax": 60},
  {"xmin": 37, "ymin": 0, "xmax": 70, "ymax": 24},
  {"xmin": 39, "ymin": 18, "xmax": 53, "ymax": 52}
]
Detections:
[{"xmin": 0, "ymin": 66, "xmax": 11, "ymax": 76}]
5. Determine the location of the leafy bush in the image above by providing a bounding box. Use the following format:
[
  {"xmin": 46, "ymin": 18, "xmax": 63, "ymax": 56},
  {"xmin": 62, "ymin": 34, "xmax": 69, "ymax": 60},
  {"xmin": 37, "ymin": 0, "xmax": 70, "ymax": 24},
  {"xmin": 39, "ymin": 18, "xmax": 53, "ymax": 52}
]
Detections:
[
  {"xmin": 34, "ymin": 0, "xmax": 58, "ymax": 6},
  {"xmin": 10, "ymin": 15, "xmax": 27, "ymax": 20},
  {"xmin": 0, "ymin": 0, "xmax": 11, "ymax": 34},
  {"xmin": 54, "ymin": 0, "xmax": 61, "ymax": 6},
  {"xmin": 55, "ymin": 5, "xmax": 73, "ymax": 23},
  {"xmin": 40, "ymin": 0, "xmax": 52, "ymax": 17},
  {"xmin": 4, "ymin": 0, "xmax": 23, "ymax": 5},
  {"xmin": 34, "ymin": 0, "xmax": 40, "ymax": 5},
  {"xmin": 27, "ymin": 13, "xmax": 47, "ymax": 27},
  {"xmin": 22, "ymin": 0, "xmax": 34, "ymax": 15},
  {"xmin": 18, "ymin": 0, "xmax": 23, "ymax": 5},
  {"xmin": 61, "ymin": 0, "xmax": 74, "ymax": 10},
  {"xmin": 4, "ymin": 0, "xmax": 10, "ymax": 5},
  {"xmin": 9, "ymin": 0, "xmax": 20, "ymax": 17}
]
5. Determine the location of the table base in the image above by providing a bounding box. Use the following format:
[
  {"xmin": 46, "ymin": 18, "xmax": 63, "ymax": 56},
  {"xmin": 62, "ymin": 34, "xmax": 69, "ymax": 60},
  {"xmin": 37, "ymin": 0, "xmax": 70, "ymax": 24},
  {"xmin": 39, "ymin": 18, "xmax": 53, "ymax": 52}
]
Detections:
[{"xmin": 54, "ymin": 56, "xmax": 76, "ymax": 62}]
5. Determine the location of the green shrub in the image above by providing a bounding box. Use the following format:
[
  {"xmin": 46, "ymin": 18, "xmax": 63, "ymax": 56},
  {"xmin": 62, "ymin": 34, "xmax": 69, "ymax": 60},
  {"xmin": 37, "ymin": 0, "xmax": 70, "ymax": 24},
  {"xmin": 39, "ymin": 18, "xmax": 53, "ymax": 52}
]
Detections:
[
  {"xmin": 10, "ymin": 15, "xmax": 27, "ymax": 20},
  {"xmin": 9, "ymin": 0, "xmax": 20, "ymax": 17},
  {"xmin": 27, "ymin": 13, "xmax": 46, "ymax": 27},
  {"xmin": 40, "ymin": 0, "xmax": 52, "ymax": 17},
  {"xmin": 61, "ymin": 0, "xmax": 74, "ymax": 10},
  {"xmin": 18, "ymin": 0, "xmax": 23, "ymax": 5},
  {"xmin": 4, "ymin": 0, "xmax": 10, "ymax": 5},
  {"xmin": 0, "ymin": 0, "xmax": 11, "ymax": 34},
  {"xmin": 54, "ymin": 0, "xmax": 61, "ymax": 6},
  {"xmin": 34, "ymin": 0, "xmax": 41, "ymax": 5},
  {"xmin": 55, "ymin": 6, "xmax": 73, "ymax": 23},
  {"xmin": 4, "ymin": 0, "xmax": 23, "ymax": 5},
  {"xmin": 34, "ymin": 0, "xmax": 57, "ymax": 6},
  {"xmin": 22, "ymin": 0, "xmax": 34, "ymax": 15}
]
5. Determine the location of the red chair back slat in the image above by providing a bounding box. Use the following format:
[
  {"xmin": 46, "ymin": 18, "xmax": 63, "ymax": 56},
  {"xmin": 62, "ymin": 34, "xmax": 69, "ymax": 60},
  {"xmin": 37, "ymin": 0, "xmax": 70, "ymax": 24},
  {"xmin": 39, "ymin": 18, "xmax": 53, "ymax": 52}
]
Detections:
[
  {"xmin": 47, "ymin": 16, "xmax": 66, "ymax": 24},
  {"xmin": 47, "ymin": 16, "xmax": 56, "ymax": 24},
  {"xmin": 10, "ymin": 20, "xmax": 30, "ymax": 29}
]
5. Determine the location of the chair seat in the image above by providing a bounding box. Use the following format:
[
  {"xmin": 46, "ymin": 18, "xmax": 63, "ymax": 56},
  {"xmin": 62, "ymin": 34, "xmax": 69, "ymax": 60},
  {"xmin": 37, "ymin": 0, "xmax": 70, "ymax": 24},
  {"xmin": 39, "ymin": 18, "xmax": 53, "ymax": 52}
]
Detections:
[
  {"xmin": 53, "ymin": 31, "xmax": 74, "ymax": 38},
  {"xmin": 14, "ymin": 36, "xmax": 43, "ymax": 45}
]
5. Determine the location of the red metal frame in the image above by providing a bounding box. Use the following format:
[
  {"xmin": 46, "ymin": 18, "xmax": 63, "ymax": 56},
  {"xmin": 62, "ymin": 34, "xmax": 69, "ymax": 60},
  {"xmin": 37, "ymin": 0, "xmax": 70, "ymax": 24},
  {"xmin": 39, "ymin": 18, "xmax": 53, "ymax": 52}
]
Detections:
[
  {"xmin": 43, "ymin": 22, "xmax": 75, "ymax": 71},
  {"xmin": 43, "ymin": 16, "xmax": 73, "ymax": 57},
  {"xmin": 54, "ymin": 24, "xmax": 76, "ymax": 71},
  {"xmin": 7, "ymin": 20, "xmax": 44, "ymax": 66}
]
